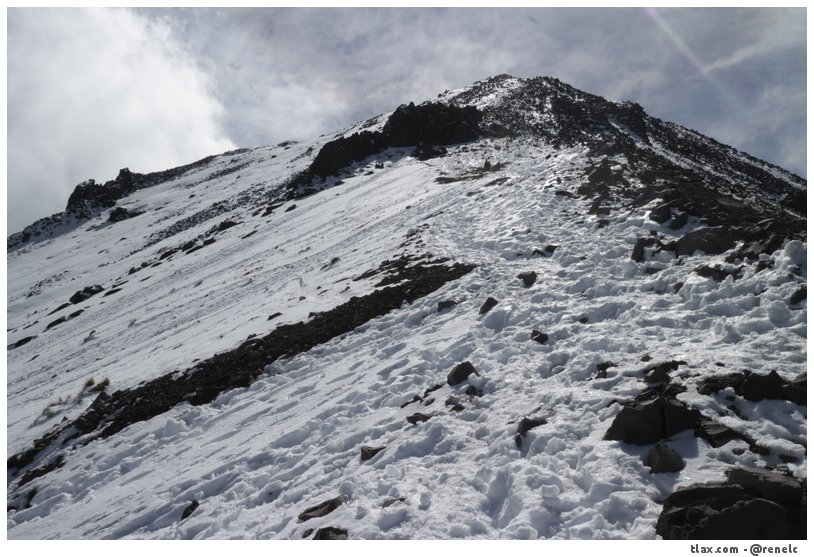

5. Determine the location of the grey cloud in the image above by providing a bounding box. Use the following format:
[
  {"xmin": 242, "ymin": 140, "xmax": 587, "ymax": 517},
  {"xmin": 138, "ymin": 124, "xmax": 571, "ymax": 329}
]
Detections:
[{"xmin": 7, "ymin": 8, "xmax": 235, "ymax": 234}]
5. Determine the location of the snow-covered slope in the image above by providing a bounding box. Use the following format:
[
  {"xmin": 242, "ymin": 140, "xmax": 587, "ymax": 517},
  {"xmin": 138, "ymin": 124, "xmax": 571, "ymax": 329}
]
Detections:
[{"xmin": 6, "ymin": 75, "xmax": 806, "ymax": 540}]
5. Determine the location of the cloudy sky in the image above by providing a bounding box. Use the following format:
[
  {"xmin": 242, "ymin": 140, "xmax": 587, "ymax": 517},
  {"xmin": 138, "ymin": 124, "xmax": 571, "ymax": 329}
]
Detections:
[{"xmin": 6, "ymin": 6, "xmax": 806, "ymax": 234}]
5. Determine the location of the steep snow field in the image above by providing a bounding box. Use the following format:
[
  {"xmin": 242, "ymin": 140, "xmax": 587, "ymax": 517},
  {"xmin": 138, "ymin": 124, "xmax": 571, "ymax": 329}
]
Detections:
[{"xmin": 6, "ymin": 132, "xmax": 806, "ymax": 539}]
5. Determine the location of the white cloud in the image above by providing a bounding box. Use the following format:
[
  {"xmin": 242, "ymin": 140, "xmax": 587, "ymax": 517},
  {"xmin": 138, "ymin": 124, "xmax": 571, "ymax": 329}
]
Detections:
[{"xmin": 7, "ymin": 8, "xmax": 235, "ymax": 233}]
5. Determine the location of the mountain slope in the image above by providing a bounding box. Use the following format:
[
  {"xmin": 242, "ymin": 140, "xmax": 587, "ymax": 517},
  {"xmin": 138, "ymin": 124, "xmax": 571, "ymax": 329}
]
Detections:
[{"xmin": 6, "ymin": 75, "xmax": 806, "ymax": 540}]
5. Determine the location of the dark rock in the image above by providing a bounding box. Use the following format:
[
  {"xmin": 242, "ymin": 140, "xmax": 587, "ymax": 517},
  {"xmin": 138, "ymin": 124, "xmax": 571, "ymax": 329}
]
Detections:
[
  {"xmin": 675, "ymin": 227, "xmax": 735, "ymax": 256},
  {"xmin": 406, "ymin": 413, "xmax": 432, "ymax": 425},
  {"xmin": 517, "ymin": 271, "xmax": 538, "ymax": 287},
  {"xmin": 479, "ymin": 297, "xmax": 499, "ymax": 315},
  {"xmin": 578, "ymin": 316, "xmax": 589, "ymax": 324},
  {"xmin": 596, "ymin": 361, "xmax": 615, "ymax": 375},
  {"xmin": 108, "ymin": 206, "xmax": 142, "ymax": 222},
  {"xmin": 784, "ymin": 373, "xmax": 806, "ymax": 405},
  {"xmin": 8, "ymin": 336, "xmax": 36, "ymax": 350},
  {"xmin": 515, "ymin": 416, "xmax": 546, "ymax": 447},
  {"xmin": 298, "ymin": 495, "xmax": 348, "ymax": 522},
  {"xmin": 726, "ymin": 467, "xmax": 804, "ymax": 507},
  {"xmin": 789, "ymin": 285, "xmax": 806, "ymax": 305},
  {"xmin": 697, "ymin": 373, "xmax": 744, "ymax": 395},
  {"xmin": 445, "ymin": 396, "xmax": 465, "ymax": 412},
  {"xmin": 45, "ymin": 316, "xmax": 68, "ymax": 330},
  {"xmin": 181, "ymin": 500, "xmax": 199, "ymax": 520},
  {"xmin": 604, "ymin": 396, "xmax": 702, "ymax": 445},
  {"xmin": 447, "ymin": 361, "xmax": 478, "ymax": 386},
  {"xmin": 737, "ymin": 370, "xmax": 785, "ymax": 402},
  {"xmin": 554, "ymin": 190, "xmax": 573, "ymax": 198},
  {"xmin": 69, "ymin": 285, "xmax": 104, "ymax": 304},
  {"xmin": 412, "ymin": 143, "xmax": 447, "ymax": 160},
  {"xmin": 437, "ymin": 299, "xmax": 458, "ymax": 312},
  {"xmin": 465, "ymin": 385, "xmax": 484, "ymax": 398},
  {"xmin": 383, "ymin": 102, "xmax": 482, "ymax": 147},
  {"xmin": 641, "ymin": 355, "xmax": 652, "ymax": 362},
  {"xmin": 382, "ymin": 497, "xmax": 406, "ymax": 508},
  {"xmin": 310, "ymin": 131, "xmax": 387, "ymax": 178},
  {"xmin": 360, "ymin": 445, "xmax": 385, "ymax": 462},
  {"xmin": 695, "ymin": 419, "xmax": 744, "ymax": 448},
  {"xmin": 545, "ymin": 245, "xmax": 558, "ymax": 254},
  {"xmin": 423, "ymin": 384, "xmax": 443, "ymax": 397},
  {"xmin": 216, "ymin": 220, "xmax": 239, "ymax": 232},
  {"xmin": 644, "ymin": 367, "xmax": 671, "ymax": 384},
  {"xmin": 669, "ymin": 211, "xmax": 689, "ymax": 229},
  {"xmin": 312, "ymin": 527, "xmax": 348, "ymax": 540},
  {"xmin": 631, "ymin": 237, "xmax": 657, "ymax": 262},
  {"xmin": 530, "ymin": 330, "xmax": 548, "ymax": 344},
  {"xmin": 643, "ymin": 441, "xmax": 685, "ymax": 473},
  {"xmin": 102, "ymin": 288, "xmax": 122, "ymax": 297},
  {"xmin": 656, "ymin": 483, "xmax": 798, "ymax": 539},
  {"xmin": 695, "ymin": 265, "xmax": 741, "ymax": 282},
  {"xmin": 400, "ymin": 395, "xmax": 422, "ymax": 408},
  {"xmin": 268, "ymin": 312, "xmax": 282, "ymax": 321},
  {"xmin": 649, "ymin": 202, "xmax": 673, "ymax": 224},
  {"xmin": 285, "ymin": 205, "xmax": 297, "ymax": 212},
  {"xmin": 48, "ymin": 302, "xmax": 72, "ymax": 315}
]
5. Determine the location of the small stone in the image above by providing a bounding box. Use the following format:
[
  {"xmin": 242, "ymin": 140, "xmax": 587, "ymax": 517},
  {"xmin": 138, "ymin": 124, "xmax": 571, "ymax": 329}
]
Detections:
[
  {"xmin": 360, "ymin": 445, "xmax": 385, "ymax": 461},
  {"xmin": 181, "ymin": 500, "xmax": 199, "ymax": 520},
  {"xmin": 530, "ymin": 330, "xmax": 548, "ymax": 344},
  {"xmin": 298, "ymin": 495, "xmax": 348, "ymax": 522},
  {"xmin": 479, "ymin": 297, "xmax": 499, "ymax": 315},
  {"xmin": 406, "ymin": 413, "xmax": 432, "ymax": 425}
]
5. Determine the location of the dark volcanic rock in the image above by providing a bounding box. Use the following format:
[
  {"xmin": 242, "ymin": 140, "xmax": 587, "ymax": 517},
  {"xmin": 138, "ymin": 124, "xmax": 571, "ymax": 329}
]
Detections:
[
  {"xmin": 656, "ymin": 468, "xmax": 806, "ymax": 539},
  {"xmin": 108, "ymin": 206, "xmax": 143, "ymax": 222},
  {"xmin": 738, "ymin": 370, "xmax": 786, "ymax": 402},
  {"xmin": 789, "ymin": 285, "xmax": 806, "ymax": 305},
  {"xmin": 530, "ymin": 330, "xmax": 548, "ymax": 344},
  {"xmin": 360, "ymin": 445, "xmax": 385, "ymax": 462},
  {"xmin": 310, "ymin": 131, "xmax": 387, "ymax": 178},
  {"xmin": 412, "ymin": 143, "xmax": 447, "ymax": 160},
  {"xmin": 675, "ymin": 227, "xmax": 735, "ymax": 256},
  {"xmin": 69, "ymin": 285, "xmax": 104, "ymax": 304},
  {"xmin": 447, "ymin": 361, "xmax": 478, "ymax": 386},
  {"xmin": 181, "ymin": 500, "xmax": 199, "ymax": 520},
  {"xmin": 298, "ymin": 495, "xmax": 348, "ymax": 522},
  {"xmin": 514, "ymin": 416, "xmax": 546, "ymax": 447},
  {"xmin": 631, "ymin": 237, "xmax": 657, "ymax": 262},
  {"xmin": 695, "ymin": 420, "xmax": 744, "ymax": 448},
  {"xmin": 479, "ymin": 297, "xmax": 499, "ymax": 315},
  {"xmin": 312, "ymin": 527, "xmax": 349, "ymax": 540},
  {"xmin": 517, "ymin": 271, "xmax": 538, "ymax": 287},
  {"xmin": 643, "ymin": 441, "xmax": 685, "ymax": 473},
  {"xmin": 406, "ymin": 413, "xmax": 432, "ymax": 425},
  {"xmin": 643, "ymin": 360, "xmax": 685, "ymax": 384},
  {"xmin": 383, "ymin": 102, "xmax": 482, "ymax": 147},
  {"xmin": 8, "ymin": 336, "xmax": 36, "ymax": 350},
  {"xmin": 604, "ymin": 396, "xmax": 702, "ymax": 445},
  {"xmin": 437, "ymin": 299, "xmax": 458, "ymax": 312}
]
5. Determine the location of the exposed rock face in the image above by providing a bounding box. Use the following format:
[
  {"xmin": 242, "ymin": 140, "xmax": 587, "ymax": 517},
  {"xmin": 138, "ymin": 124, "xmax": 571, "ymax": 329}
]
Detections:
[
  {"xmin": 69, "ymin": 285, "xmax": 104, "ymax": 304},
  {"xmin": 310, "ymin": 131, "xmax": 387, "ymax": 178},
  {"xmin": 675, "ymin": 227, "xmax": 735, "ymax": 256},
  {"xmin": 656, "ymin": 468, "xmax": 805, "ymax": 539},
  {"xmin": 383, "ymin": 102, "xmax": 482, "ymax": 147},
  {"xmin": 604, "ymin": 396, "xmax": 702, "ymax": 445}
]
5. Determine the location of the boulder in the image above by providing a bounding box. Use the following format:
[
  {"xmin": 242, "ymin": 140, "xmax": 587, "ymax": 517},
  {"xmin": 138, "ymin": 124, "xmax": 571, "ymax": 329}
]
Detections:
[
  {"xmin": 437, "ymin": 299, "xmax": 458, "ymax": 312},
  {"xmin": 604, "ymin": 396, "xmax": 702, "ymax": 445},
  {"xmin": 631, "ymin": 237, "xmax": 657, "ymax": 262},
  {"xmin": 517, "ymin": 271, "xmax": 538, "ymax": 287},
  {"xmin": 675, "ymin": 227, "xmax": 735, "ymax": 256},
  {"xmin": 312, "ymin": 527, "xmax": 348, "ymax": 540},
  {"xmin": 447, "ymin": 361, "xmax": 478, "ymax": 386},
  {"xmin": 360, "ymin": 445, "xmax": 385, "ymax": 462},
  {"xmin": 726, "ymin": 467, "xmax": 804, "ymax": 507},
  {"xmin": 643, "ymin": 441, "xmax": 685, "ymax": 473},
  {"xmin": 514, "ymin": 416, "xmax": 546, "ymax": 447},
  {"xmin": 737, "ymin": 370, "xmax": 786, "ymax": 402},
  {"xmin": 181, "ymin": 500, "xmax": 199, "ymax": 520},
  {"xmin": 479, "ymin": 297, "xmax": 499, "ymax": 315},
  {"xmin": 406, "ymin": 413, "xmax": 432, "ymax": 425}
]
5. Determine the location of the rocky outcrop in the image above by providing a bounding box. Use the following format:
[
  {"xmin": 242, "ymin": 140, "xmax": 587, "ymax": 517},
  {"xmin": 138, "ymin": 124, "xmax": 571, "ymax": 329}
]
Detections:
[{"xmin": 656, "ymin": 468, "xmax": 805, "ymax": 539}]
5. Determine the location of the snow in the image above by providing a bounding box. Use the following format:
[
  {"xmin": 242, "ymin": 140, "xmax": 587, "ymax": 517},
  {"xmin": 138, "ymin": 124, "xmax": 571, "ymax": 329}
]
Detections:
[{"xmin": 6, "ymin": 126, "xmax": 806, "ymax": 540}]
